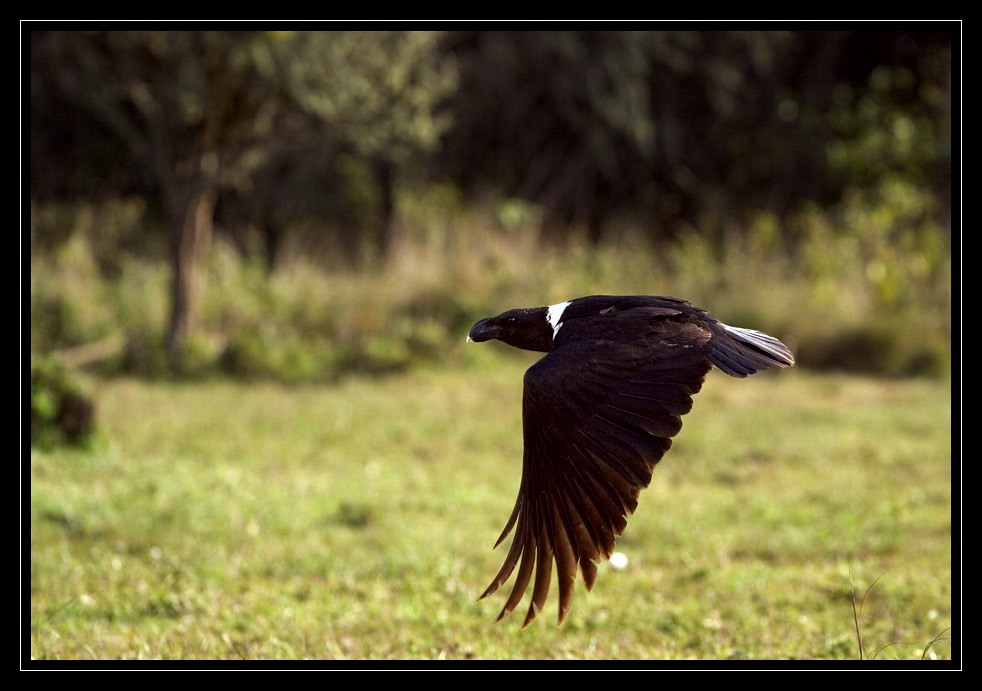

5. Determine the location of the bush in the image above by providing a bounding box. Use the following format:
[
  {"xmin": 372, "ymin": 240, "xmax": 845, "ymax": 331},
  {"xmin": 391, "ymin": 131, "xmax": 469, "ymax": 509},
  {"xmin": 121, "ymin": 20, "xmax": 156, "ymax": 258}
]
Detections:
[{"xmin": 30, "ymin": 356, "xmax": 96, "ymax": 449}]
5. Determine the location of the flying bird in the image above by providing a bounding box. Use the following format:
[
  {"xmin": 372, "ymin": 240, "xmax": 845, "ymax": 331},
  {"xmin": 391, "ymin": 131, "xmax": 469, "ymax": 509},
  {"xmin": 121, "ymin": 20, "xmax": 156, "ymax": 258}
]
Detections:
[{"xmin": 467, "ymin": 295, "xmax": 794, "ymax": 627}]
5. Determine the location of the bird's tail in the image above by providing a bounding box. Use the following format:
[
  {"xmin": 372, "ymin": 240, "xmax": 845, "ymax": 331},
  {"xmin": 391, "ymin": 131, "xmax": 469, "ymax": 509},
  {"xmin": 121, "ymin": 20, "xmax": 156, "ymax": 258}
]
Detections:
[{"xmin": 711, "ymin": 323, "xmax": 795, "ymax": 378}]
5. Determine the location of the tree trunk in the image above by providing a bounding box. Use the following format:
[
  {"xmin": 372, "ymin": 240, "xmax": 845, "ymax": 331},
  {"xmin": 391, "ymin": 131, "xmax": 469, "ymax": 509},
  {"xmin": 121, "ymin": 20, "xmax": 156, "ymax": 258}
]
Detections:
[
  {"xmin": 372, "ymin": 155, "xmax": 395, "ymax": 257},
  {"xmin": 166, "ymin": 183, "xmax": 217, "ymax": 366}
]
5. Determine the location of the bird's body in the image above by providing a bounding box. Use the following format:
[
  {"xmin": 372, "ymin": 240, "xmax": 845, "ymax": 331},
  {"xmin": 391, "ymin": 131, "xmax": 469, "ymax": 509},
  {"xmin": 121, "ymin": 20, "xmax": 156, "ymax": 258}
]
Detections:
[{"xmin": 467, "ymin": 295, "xmax": 794, "ymax": 627}]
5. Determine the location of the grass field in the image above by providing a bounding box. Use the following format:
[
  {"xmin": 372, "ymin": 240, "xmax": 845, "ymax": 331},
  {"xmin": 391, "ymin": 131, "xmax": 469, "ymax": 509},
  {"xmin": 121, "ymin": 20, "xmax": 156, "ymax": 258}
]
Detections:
[{"xmin": 28, "ymin": 355, "xmax": 953, "ymax": 662}]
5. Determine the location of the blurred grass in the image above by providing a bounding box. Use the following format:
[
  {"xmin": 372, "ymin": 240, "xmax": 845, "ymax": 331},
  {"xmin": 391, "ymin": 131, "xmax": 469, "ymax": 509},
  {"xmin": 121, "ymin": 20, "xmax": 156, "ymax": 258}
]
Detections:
[{"xmin": 29, "ymin": 361, "xmax": 952, "ymax": 661}]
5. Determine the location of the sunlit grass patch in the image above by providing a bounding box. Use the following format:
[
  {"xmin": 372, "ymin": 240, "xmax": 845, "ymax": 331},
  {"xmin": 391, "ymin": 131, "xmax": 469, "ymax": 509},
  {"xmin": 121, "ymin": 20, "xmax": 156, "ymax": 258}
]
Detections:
[{"xmin": 30, "ymin": 366, "xmax": 951, "ymax": 660}]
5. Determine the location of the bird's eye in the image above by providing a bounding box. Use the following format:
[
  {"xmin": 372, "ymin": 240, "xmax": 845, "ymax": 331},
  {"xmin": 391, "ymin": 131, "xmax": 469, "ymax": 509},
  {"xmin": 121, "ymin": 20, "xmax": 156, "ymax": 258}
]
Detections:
[{"xmin": 507, "ymin": 317, "xmax": 517, "ymax": 324}]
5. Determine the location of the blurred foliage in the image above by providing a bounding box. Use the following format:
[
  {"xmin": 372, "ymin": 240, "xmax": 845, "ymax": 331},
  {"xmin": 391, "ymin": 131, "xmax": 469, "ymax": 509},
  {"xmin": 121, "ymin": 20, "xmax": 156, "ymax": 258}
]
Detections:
[
  {"xmin": 28, "ymin": 28, "xmax": 953, "ymax": 379},
  {"xmin": 440, "ymin": 30, "xmax": 952, "ymax": 238},
  {"xmin": 30, "ymin": 28, "xmax": 952, "ymax": 250},
  {"xmin": 29, "ymin": 181, "xmax": 950, "ymax": 382},
  {"xmin": 274, "ymin": 31, "xmax": 455, "ymax": 164},
  {"xmin": 31, "ymin": 29, "xmax": 456, "ymax": 266},
  {"xmin": 30, "ymin": 356, "xmax": 96, "ymax": 449},
  {"xmin": 30, "ymin": 30, "xmax": 457, "ymax": 359}
]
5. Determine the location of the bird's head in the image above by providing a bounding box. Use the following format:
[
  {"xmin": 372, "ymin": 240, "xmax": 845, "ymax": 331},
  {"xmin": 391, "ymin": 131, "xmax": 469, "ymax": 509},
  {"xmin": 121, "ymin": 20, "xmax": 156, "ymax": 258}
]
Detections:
[{"xmin": 467, "ymin": 307, "xmax": 555, "ymax": 353}]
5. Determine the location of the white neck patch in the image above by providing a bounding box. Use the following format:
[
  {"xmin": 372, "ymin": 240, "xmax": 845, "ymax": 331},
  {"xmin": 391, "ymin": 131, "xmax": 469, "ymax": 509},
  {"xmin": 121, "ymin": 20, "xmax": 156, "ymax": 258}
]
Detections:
[{"xmin": 546, "ymin": 300, "xmax": 571, "ymax": 339}]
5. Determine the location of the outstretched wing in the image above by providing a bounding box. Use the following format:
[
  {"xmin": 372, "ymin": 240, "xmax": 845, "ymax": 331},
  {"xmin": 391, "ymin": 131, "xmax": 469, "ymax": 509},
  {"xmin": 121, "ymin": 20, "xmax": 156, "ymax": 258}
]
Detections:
[{"xmin": 480, "ymin": 316, "xmax": 714, "ymax": 626}]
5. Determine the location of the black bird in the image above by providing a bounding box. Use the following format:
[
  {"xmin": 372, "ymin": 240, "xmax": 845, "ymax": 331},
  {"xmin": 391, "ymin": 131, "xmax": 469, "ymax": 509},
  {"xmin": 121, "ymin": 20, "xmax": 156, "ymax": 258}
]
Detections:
[{"xmin": 467, "ymin": 295, "xmax": 794, "ymax": 627}]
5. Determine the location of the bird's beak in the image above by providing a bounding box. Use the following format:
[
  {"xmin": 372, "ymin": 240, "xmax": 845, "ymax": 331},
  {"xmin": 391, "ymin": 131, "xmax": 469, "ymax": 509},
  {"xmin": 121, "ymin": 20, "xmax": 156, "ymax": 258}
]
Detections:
[{"xmin": 467, "ymin": 317, "xmax": 498, "ymax": 343}]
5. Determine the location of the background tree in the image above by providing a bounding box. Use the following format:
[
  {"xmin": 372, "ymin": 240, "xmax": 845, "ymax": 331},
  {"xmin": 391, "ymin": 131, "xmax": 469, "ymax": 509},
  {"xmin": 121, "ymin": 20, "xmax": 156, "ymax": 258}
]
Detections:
[
  {"xmin": 32, "ymin": 31, "xmax": 298, "ymax": 363},
  {"xmin": 440, "ymin": 31, "xmax": 656, "ymax": 242},
  {"xmin": 270, "ymin": 30, "xmax": 456, "ymax": 258},
  {"xmin": 31, "ymin": 30, "xmax": 456, "ymax": 365},
  {"xmin": 441, "ymin": 29, "xmax": 952, "ymax": 240}
]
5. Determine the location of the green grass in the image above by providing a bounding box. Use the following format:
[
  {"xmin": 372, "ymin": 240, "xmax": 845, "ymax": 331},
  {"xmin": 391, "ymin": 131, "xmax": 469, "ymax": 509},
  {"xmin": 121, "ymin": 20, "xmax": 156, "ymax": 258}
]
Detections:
[{"xmin": 29, "ymin": 359, "xmax": 952, "ymax": 661}]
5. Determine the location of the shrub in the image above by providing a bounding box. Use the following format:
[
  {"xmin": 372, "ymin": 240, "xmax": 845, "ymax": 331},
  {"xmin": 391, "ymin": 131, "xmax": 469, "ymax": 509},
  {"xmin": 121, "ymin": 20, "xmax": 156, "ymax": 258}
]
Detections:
[{"xmin": 30, "ymin": 356, "xmax": 96, "ymax": 449}]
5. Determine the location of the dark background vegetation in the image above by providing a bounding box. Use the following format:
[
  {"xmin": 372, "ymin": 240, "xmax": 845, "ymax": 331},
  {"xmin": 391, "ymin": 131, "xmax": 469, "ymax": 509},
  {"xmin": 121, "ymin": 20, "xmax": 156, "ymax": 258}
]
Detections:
[{"xmin": 28, "ymin": 28, "xmax": 954, "ymax": 443}]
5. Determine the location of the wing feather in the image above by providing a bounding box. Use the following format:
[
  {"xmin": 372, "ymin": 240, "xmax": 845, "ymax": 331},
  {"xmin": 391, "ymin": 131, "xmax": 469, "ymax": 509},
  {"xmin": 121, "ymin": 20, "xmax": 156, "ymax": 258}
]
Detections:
[
  {"xmin": 495, "ymin": 522, "xmax": 536, "ymax": 620},
  {"xmin": 481, "ymin": 315, "xmax": 714, "ymax": 626}
]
